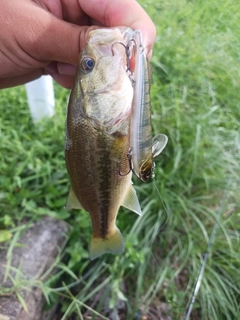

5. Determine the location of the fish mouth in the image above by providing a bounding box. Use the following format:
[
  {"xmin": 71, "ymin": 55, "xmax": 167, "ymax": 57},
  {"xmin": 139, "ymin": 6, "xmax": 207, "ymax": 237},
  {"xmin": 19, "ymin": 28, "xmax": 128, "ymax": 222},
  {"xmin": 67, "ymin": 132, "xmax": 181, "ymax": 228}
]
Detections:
[
  {"xmin": 88, "ymin": 28, "xmax": 135, "ymax": 58},
  {"xmin": 88, "ymin": 27, "xmax": 133, "ymax": 44}
]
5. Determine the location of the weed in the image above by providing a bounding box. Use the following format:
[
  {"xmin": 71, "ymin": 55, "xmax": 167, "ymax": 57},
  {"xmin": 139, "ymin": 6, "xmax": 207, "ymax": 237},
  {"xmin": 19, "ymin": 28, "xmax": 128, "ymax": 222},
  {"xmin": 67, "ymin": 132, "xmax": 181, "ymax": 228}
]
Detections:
[{"xmin": 0, "ymin": 0, "xmax": 240, "ymax": 318}]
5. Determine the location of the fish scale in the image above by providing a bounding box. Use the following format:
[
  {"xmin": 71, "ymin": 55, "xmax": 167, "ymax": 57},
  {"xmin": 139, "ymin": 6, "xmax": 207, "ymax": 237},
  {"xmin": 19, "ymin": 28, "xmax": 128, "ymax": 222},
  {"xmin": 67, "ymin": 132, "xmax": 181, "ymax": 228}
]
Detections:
[{"xmin": 65, "ymin": 29, "xmax": 142, "ymax": 260}]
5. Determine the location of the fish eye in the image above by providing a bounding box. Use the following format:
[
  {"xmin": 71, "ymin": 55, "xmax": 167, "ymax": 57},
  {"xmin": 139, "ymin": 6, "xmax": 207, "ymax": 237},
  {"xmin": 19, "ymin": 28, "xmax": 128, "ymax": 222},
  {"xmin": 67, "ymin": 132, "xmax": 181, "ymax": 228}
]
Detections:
[{"xmin": 81, "ymin": 57, "xmax": 95, "ymax": 73}]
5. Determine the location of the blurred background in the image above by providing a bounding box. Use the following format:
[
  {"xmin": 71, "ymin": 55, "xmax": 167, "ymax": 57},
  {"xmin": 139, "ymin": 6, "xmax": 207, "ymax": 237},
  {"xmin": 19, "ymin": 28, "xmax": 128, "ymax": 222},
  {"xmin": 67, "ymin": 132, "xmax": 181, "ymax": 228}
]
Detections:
[{"xmin": 0, "ymin": 0, "xmax": 240, "ymax": 319}]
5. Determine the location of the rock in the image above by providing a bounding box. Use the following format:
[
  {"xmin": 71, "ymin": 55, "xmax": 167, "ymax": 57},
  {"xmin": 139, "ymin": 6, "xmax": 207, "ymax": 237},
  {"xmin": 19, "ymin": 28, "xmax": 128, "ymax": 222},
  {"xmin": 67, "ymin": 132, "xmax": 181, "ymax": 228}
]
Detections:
[
  {"xmin": 0, "ymin": 217, "xmax": 68, "ymax": 320},
  {"xmin": 0, "ymin": 315, "xmax": 10, "ymax": 320}
]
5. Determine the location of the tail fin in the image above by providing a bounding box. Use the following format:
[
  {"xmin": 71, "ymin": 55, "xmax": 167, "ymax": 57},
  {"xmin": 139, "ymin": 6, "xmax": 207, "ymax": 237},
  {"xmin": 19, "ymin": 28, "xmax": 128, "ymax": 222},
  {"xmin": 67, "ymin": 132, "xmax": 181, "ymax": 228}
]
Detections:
[{"xmin": 89, "ymin": 228, "xmax": 125, "ymax": 260}]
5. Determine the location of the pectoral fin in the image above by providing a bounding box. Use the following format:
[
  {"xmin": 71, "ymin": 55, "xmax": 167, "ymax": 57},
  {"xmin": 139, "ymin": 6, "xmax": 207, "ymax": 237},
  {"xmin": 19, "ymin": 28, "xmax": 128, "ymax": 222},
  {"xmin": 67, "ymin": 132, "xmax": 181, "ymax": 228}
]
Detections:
[
  {"xmin": 121, "ymin": 184, "xmax": 142, "ymax": 215},
  {"xmin": 65, "ymin": 186, "xmax": 83, "ymax": 210}
]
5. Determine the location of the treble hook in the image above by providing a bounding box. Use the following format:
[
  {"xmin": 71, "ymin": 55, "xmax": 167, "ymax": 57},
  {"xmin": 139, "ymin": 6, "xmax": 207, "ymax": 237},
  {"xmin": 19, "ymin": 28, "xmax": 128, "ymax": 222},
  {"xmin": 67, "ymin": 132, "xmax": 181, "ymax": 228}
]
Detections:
[
  {"xmin": 128, "ymin": 38, "xmax": 137, "ymax": 56},
  {"xmin": 119, "ymin": 148, "xmax": 133, "ymax": 177},
  {"xmin": 111, "ymin": 41, "xmax": 125, "ymax": 56},
  {"xmin": 111, "ymin": 41, "xmax": 133, "ymax": 74}
]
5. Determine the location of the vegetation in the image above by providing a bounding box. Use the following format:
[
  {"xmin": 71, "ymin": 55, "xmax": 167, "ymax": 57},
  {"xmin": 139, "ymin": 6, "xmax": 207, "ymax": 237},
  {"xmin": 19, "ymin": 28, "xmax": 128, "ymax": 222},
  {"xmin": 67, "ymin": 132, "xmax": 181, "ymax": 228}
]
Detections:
[{"xmin": 1, "ymin": 0, "xmax": 240, "ymax": 318}]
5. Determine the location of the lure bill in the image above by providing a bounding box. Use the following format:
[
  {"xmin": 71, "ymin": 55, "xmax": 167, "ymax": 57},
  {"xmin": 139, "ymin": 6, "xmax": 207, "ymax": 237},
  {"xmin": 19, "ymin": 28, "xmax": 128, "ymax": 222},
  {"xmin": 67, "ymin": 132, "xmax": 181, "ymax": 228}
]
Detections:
[
  {"xmin": 128, "ymin": 31, "xmax": 168, "ymax": 182},
  {"xmin": 65, "ymin": 28, "xmax": 142, "ymax": 260}
]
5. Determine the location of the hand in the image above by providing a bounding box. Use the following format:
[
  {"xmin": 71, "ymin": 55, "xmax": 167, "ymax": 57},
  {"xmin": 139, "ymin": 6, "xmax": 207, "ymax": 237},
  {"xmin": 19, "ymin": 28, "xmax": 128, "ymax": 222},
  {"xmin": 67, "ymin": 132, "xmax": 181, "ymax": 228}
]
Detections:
[{"xmin": 0, "ymin": 0, "xmax": 156, "ymax": 89}]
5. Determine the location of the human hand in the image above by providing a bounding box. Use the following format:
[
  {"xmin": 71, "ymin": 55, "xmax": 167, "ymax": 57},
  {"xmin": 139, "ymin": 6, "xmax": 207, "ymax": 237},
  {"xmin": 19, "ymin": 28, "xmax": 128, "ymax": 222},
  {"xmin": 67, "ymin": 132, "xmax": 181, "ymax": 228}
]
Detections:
[{"xmin": 0, "ymin": 0, "xmax": 156, "ymax": 89}]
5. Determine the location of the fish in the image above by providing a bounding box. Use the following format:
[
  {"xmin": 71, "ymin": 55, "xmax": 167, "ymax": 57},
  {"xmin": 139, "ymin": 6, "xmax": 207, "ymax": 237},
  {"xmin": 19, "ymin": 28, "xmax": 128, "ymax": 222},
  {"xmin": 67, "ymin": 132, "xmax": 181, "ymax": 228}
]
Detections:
[
  {"xmin": 65, "ymin": 28, "xmax": 142, "ymax": 260},
  {"xmin": 129, "ymin": 31, "xmax": 168, "ymax": 182}
]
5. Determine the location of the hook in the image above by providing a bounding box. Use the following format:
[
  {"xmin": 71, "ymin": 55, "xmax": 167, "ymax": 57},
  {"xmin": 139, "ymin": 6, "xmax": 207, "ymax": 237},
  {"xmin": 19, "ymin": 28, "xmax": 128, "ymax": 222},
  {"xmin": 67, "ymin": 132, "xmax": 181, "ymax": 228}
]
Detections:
[
  {"xmin": 111, "ymin": 41, "xmax": 134, "ymax": 75},
  {"xmin": 119, "ymin": 149, "xmax": 133, "ymax": 176}
]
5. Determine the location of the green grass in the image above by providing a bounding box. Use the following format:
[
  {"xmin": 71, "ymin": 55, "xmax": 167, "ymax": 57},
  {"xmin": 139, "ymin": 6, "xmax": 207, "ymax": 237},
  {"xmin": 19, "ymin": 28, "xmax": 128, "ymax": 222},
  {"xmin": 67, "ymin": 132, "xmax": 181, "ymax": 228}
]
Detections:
[{"xmin": 1, "ymin": 0, "xmax": 240, "ymax": 319}]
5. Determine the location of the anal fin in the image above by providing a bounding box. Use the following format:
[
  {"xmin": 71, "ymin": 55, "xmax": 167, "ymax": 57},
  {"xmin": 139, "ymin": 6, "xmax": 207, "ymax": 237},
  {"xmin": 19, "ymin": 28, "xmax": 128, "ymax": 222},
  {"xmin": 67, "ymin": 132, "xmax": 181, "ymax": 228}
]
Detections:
[
  {"xmin": 65, "ymin": 186, "xmax": 83, "ymax": 210},
  {"xmin": 121, "ymin": 184, "xmax": 142, "ymax": 215}
]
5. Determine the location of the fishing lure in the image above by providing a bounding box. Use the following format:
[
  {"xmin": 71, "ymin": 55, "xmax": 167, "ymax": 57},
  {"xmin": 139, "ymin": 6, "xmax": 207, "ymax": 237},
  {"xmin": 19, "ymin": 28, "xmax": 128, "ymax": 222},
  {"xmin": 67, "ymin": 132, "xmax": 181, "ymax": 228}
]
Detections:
[{"xmin": 128, "ymin": 31, "xmax": 168, "ymax": 182}]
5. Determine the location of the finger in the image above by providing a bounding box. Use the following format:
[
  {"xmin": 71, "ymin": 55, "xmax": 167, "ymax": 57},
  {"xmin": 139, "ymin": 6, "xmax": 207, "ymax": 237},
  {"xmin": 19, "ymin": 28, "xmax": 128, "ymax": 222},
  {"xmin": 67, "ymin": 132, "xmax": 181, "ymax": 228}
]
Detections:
[
  {"xmin": 0, "ymin": 72, "xmax": 74, "ymax": 90},
  {"xmin": 51, "ymin": 74, "xmax": 74, "ymax": 89},
  {"xmin": 44, "ymin": 62, "xmax": 76, "ymax": 88},
  {"xmin": 0, "ymin": 71, "xmax": 43, "ymax": 89},
  {"xmin": 7, "ymin": 0, "xmax": 97, "ymax": 66},
  {"xmin": 80, "ymin": 0, "xmax": 156, "ymax": 57},
  {"xmin": 33, "ymin": 21, "xmax": 97, "ymax": 64},
  {"xmin": 55, "ymin": 63, "xmax": 77, "ymax": 77}
]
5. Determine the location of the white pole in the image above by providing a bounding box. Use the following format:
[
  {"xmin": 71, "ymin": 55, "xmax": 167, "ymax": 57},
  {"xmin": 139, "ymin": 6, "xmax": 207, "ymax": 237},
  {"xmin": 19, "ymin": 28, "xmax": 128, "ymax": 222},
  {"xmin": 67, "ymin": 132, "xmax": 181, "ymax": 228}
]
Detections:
[{"xmin": 25, "ymin": 75, "xmax": 55, "ymax": 122}]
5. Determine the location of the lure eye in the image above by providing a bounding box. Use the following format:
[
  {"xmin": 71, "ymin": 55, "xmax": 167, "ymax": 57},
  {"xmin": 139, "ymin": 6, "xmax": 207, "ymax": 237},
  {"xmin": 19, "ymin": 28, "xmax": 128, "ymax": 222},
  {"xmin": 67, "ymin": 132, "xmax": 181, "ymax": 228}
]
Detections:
[
  {"xmin": 140, "ymin": 158, "xmax": 153, "ymax": 182},
  {"xmin": 140, "ymin": 168, "xmax": 152, "ymax": 182},
  {"xmin": 81, "ymin": 57, "xmax": 95, "ymax": 73},
  {"xmin": 143, "ymin": 170, "xmax": 152, "ymax": 181}
]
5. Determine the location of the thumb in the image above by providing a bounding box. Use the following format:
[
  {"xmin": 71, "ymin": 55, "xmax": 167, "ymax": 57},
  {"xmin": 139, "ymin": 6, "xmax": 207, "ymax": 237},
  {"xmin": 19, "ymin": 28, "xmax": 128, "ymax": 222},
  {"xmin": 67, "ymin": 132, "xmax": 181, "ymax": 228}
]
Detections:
[
  {"xmin": 16, "ymin": 3, "xmax": 95, "ymax": 66},
  {"xmin": 0, "ymin": 0, "xmax": 96, "ymax": 88}
]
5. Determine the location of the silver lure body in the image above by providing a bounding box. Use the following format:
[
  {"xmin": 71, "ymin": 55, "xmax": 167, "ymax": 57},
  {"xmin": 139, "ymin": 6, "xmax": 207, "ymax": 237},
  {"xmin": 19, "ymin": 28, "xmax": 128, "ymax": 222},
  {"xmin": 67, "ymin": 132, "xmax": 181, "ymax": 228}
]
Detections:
[{"xmin": 129, "ymin": 32, "xmax": 168, "ymax": 182}]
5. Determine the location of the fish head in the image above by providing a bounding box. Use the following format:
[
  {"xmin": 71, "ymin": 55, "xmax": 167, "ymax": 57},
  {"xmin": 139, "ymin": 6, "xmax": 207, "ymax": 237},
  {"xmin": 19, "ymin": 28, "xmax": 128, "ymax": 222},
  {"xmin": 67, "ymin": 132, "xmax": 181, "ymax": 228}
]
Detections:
[
  {"xmin": 80, "ymin": 27, "xmax": 133, "ymax": 87},
  {"xmin": 73, "ymin": 28, "xmax": 135, "ymax": 127}
]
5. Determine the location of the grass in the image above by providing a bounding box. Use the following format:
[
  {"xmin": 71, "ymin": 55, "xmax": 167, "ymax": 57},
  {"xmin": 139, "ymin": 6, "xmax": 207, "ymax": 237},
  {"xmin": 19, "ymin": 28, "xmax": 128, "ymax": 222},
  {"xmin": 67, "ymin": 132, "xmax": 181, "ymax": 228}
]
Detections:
[{"xmin": 0, "ymin": 0, "xmax": 240, "ymax": 319}]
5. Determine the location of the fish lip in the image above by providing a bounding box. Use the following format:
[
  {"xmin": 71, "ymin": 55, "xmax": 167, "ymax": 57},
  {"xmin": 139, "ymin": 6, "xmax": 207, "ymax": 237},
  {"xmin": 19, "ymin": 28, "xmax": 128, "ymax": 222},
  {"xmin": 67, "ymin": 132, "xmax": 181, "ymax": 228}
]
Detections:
[
  {"xmin": 87, "ymin": 28, "xmax": 135, "ymax": 58},
  {"xmin": 88, "ymin": 27, "xmax": 133, "ymax": 43}
]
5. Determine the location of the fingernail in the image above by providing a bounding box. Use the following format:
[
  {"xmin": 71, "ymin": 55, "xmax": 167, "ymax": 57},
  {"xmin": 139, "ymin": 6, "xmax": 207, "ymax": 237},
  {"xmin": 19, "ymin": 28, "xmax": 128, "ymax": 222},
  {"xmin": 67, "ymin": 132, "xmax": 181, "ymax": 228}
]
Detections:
[{"xmin": 57, "ymin": 63, "xmax": 77, "ymax": 76}]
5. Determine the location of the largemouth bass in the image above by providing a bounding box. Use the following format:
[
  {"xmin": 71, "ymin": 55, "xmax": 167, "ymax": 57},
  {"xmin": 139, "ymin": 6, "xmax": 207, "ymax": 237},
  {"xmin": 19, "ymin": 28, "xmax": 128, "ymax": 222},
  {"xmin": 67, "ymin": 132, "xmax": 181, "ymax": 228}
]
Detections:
[{"xmin": 65, "ymin": 28, "xmax": 142, "ymax": 260}]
